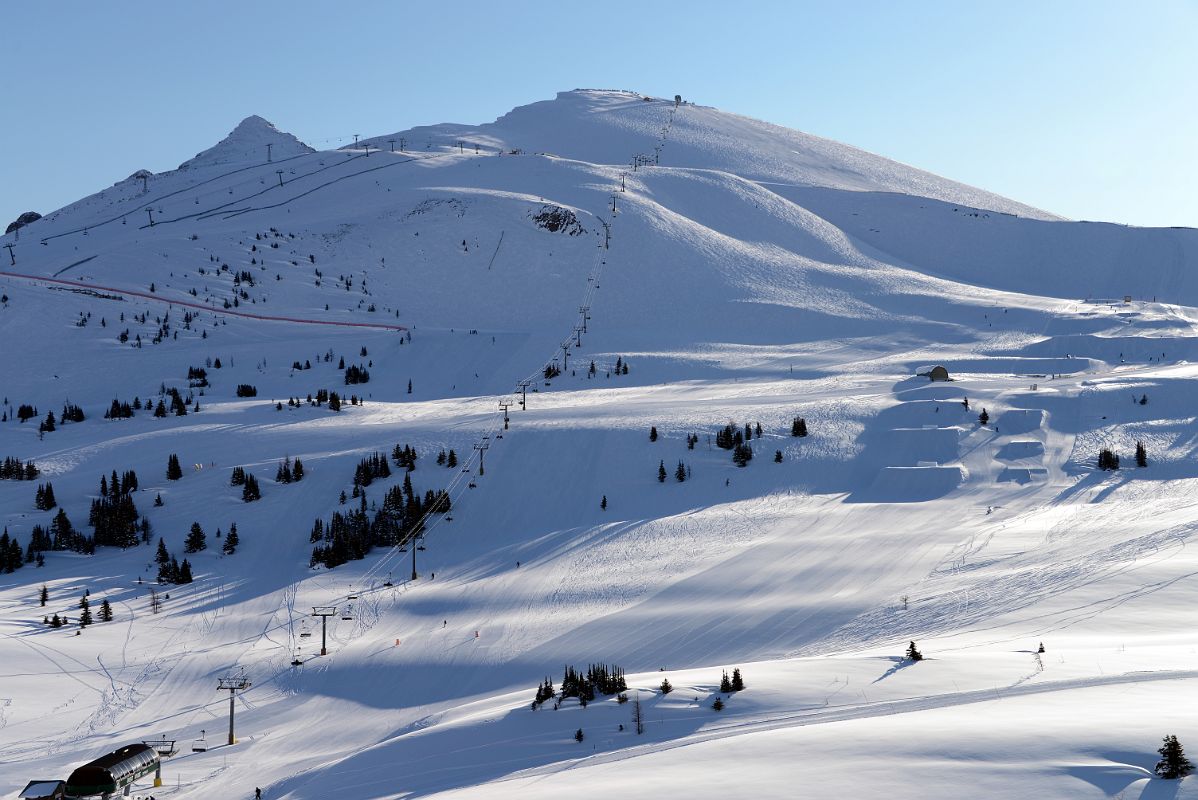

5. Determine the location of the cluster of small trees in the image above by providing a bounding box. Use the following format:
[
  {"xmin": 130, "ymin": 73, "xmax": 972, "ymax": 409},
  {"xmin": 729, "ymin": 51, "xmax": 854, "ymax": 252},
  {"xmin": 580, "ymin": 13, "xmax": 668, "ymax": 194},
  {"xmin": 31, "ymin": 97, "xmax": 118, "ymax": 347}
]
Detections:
[
  {"xmin": 392, "ymin": 444, "xmax": 418, "ymax": 471},
  {"xmin": 435, "ymin": 449, "xmax": 459, "ymax": 468},
  {"xmin": 60, "ymin": 403, "xmax": 85, "ymax": 424},
  {"xmin": 28, "ymin": 508, "xmax": 91, "ymax": 555},
  {"xmin": 353, "ymin": 453, "xmax": 392, "ymax": 486},
  {"xmin": 0, "ymin": 456, "xmax": 39, "ymax": 480},
  {"xmin": 344, "ymin": 364, "xmax": 370, "ymax": 385},
  {"xmin": 533, "ymin": 664, "xmax": 628, "ymax": 709},
  {"xmin": 613, "ymin": 356, "xmax": 631, "ymax": 375},
  {"xmin": 229, "ymin": 466, "xmax": 262, "ymax": 501},
  {"xmin": 790, "ymin": 416, "xmax": 808, "ymax": 437},
  {"xmin": 716, "ymin": 422, "xmax": 762, "ymax": 466},
  {"xmin": 658, "ymin": 460, "xmax": 692, "ymax": 482},
  {"xmin": 153, "ymin": 387, "xmax": 192, "ymax": 417},
  {"xmin": 544, "ymin": 364, "xmax": 562, "ymax": 380},
  {"xmin": 235, "ymin": 384, "xmax": 258, "ymax": 398},
  {"xmin": 719, "ymin": 668, "xmax": 746, "ymax": 693},
  {"xmin": 15, "ymin": 404, "xmax": 38, "ymax": 423},
  {"xmin": 90, "ymin": 471, "xmax": 146, "ymax": 549},
  {"xmin": 34, "ymin": 482, "xmax": 57, "ymax": 510},
  {"xmin": 309, "ymin": 473, "xmax": 450, "ymax": 569},
  {"xmin": 155, "ymin": 538, "xmax": 194, "ymax": 584},
  {"xmin": 1098, "ymin": 448, "xmax": 1120, "ymax": 471},
  {"xmin": 276, "ymin": 457, "xmax": 305, "ymax": 483},
  {"xmin": 104, "ymin": 398, "xmax": 138, "ymax": 419},
  {"xmin": 187, "ymin": 366, "xmax": 209, "ymax": 388}
]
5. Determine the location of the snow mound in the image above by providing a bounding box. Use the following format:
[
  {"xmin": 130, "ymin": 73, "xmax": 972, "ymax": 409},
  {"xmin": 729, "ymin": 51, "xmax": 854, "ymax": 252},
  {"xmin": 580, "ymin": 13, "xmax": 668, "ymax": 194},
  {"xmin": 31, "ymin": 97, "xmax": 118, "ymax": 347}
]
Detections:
[{"xmin": 178, "ymin": 115, "xmax": 313, "ymax": 169}]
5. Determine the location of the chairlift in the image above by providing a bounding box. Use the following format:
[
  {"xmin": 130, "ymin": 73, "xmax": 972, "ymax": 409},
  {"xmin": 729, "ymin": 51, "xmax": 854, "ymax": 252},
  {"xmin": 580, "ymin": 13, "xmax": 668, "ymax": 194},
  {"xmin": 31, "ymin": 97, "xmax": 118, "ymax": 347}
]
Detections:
[
  {"xmin": 192, "ymin": 730, "xmax": 208, "ymax": 753},
  {"xmin": 291, "ymin": 647, "xmax": 303, "ymax": 667},
  {"xmin": 417, "ymin": 545, "xmax": 426, "ymax": 552},
  {"xmin": 341, "ymin": 604, "xmax": 355, "ymax": 621},
  {"xmin": 347, "ymin": 591, "xmax": 359, "ymax": 600},
  {"xmin": 445, "ymin": 516, "xmax": 454, "ymax": 522},
  {"xmin": 383, "ymin": 571, "xmax": 394, "ymax": 587}
]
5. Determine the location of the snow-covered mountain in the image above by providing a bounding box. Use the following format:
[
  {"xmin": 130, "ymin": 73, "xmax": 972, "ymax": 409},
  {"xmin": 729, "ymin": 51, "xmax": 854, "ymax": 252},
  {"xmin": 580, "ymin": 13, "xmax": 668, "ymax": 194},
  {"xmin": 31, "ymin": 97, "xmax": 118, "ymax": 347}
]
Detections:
[
  {"xmin": 2, "ymin": 89, "xmax": 1197, "ymax": 800},
  {"xmin": 179, "ymin": 114, "xmax": 315, "ymax": 170}
]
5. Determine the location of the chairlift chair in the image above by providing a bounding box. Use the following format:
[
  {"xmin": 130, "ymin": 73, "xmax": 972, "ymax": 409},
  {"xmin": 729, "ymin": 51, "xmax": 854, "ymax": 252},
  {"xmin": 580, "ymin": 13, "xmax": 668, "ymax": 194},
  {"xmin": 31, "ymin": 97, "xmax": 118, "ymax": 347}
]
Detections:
[
  {"xmin": 341, "ymin": 604, "xmax": 354, "ymax": 621},
  {"xmin": 383, "ymin": 572, "xmax": 394, "ymax": 587},
  {"xmin": 192, "ymin": 731, "xmax": 208, "ymax": 753}
]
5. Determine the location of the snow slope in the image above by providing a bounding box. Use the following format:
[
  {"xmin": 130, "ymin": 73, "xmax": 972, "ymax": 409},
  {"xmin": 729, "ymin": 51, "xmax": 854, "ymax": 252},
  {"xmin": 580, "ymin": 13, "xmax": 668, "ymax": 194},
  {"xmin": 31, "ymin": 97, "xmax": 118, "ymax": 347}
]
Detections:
[{"xmin": 2, "ymin": 90, "xmax": 1198, "ymax": 800}]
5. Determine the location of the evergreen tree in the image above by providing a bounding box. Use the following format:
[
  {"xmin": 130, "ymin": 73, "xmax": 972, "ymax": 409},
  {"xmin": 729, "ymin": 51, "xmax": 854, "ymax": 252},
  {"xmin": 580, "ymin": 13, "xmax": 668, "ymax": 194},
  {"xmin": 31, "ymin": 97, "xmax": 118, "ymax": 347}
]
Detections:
[
  {"xmin": 154, "ymin": 493, "xmax": 164, "ymax": 507},
  {"xmin": 660, "ymin": 678, "xmax": 672, "ymax": 694},
  {"xmin": 675, "ymin": 461, "xmax": 687, "ymax": 482},
  {"xmin": 731, "ymin": 667, "xmax": 744, "ymax": 691},
  {"xmin": 600, "ymin": 495, "xmax": 607, "ymax": 511},
  {"xmin": 774, "ymin": 450, "xmax": 783, "ymax": 462},
  {"xmin": 184, "ymin": 522, "xmax": 207, "ymax": 553},
  {"xmin": 791, "ymin": 416, "xmax": 808, "ymax": 437},
  {"xmin": 978, "ymin": 408, "xmax": 989, "ymax": 426},
  {"xmin": 712, "ymin": 697, "xmax": 724, "ymax": 711},
  {"xmin": 649, "ymin": 426, "xmax": 658, "ymax": 442},
  {"xmin": 575, "ymin": 728, "xmax": 584, "ymax": 743},
  {"xmin": 50, "ymin": 612, "xmax": 62, "ymax": 628},
  {"xmin": 166, "ymin": 453, "xmax": 183, "ymax": 480},
  {"xmin": 40, "ymin": 584, "xmax": 48, "ymax": 606},
  {"xmin": 657, "ymin": 460, "xmax": 667, "ymax": 483},
  {"xmin": 293, "ymin": 458, "xmax": 304, "ymax": 481},
  {"xmin": 242, "ymin": 474, "xmax": 262, "ymax": 502},
  {"xmin": 436, "ymin": 449, "xmax": 446, "ymax": 466},
  {"xmin": 35, "ymin": 482, "xmax": 57, "ymax": 510},
  {"xmin": 1136, "ymin": 441, "xmax": 1148, "ymax": 468},
  {"xmin": 447, "ymin": 449, "xmax": 458, "ymax": 468},
  {"xmin": 155, "ymin": 537, "xmax": 170, "ymax": 565},
  {"xmin": 99, "ymin": 598, "xmax": 113, "ymax": 622},
  {"xmin": 179, "ymin": 559, "xmax": 194, "ymax": 583},
  {"xmin": 222, "ymin": 523, "xmax": 240, "ymax": 555},
  {"xmin": 720, "ymin": 670, "xmax": 733, "ymax": 692},
  {"xmin": 79, "ymin": 595, "xmax": 92, "ymax": 627},
  {"xmin": 154, "ymin": 399, "xmax": 168, "ymax": 417},
  {"xmin": 1155, "ymin": 735, "xmax": 1194, "ymax": 779},
  {"xmin": 329, "ymin": 393, "xmax": 342, "ymax": 412},
  {"xmin": 905, "ymin": 641, "xmax": 923, "ymax": 661}
]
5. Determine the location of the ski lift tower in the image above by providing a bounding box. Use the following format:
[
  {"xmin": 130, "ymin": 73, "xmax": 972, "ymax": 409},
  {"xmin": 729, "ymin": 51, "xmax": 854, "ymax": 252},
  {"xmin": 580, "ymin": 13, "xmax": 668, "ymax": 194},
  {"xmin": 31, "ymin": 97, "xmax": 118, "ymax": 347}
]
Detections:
[
  {"xmin": 217, "ymin": 674, "xmax": 251, "ymax": 746},
  {"xmin": 142, "ymin": 738, "xmax": 177, "ymax": 787},
  {"xmin": 311, "ymin": 606, "xmax": 337, "ymax": 656}
]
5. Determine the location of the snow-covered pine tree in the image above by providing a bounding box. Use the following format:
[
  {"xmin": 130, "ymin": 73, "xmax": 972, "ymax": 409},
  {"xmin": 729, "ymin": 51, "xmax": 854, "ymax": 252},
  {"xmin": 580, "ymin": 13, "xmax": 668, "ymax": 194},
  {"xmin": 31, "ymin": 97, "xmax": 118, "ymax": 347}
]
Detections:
[
  {"xmin": 1156, "ymin": 735, "xmax": 1194, "ymax": 779},
  {"xmin": 184, "ymin": 522, "xmax": 207, "ymax": 553}
]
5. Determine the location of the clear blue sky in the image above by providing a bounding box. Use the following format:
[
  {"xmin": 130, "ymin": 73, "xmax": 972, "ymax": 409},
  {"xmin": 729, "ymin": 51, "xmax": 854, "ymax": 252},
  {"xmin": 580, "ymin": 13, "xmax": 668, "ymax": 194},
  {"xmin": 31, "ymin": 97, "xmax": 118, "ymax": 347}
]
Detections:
[{"xmin": 2, "ymin": 1, "xmax": 1194, "ymax": 228}]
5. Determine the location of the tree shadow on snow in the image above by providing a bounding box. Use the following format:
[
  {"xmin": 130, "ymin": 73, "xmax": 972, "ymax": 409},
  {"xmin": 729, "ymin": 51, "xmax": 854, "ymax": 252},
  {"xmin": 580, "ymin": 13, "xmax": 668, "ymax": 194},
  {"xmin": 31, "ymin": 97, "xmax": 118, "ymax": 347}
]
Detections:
[{"xmin": 870, "ymin": 655, "xmax": 920, "ymax": 684}]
